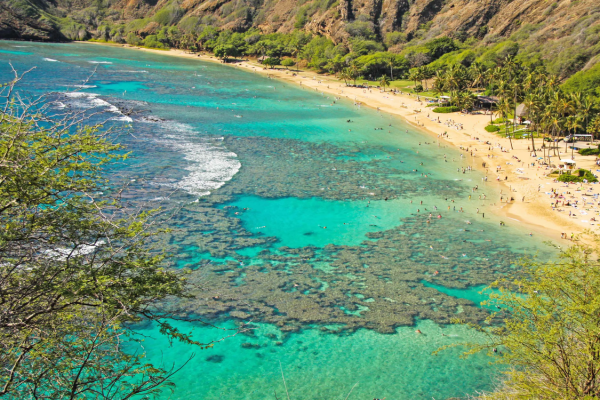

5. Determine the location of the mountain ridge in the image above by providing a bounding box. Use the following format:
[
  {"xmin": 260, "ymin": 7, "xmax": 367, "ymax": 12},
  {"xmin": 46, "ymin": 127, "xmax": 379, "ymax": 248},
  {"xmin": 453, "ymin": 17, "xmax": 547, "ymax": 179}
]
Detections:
[{"xmin": 2, "ymin": 0, "xmax": 600, "ymax": 79}]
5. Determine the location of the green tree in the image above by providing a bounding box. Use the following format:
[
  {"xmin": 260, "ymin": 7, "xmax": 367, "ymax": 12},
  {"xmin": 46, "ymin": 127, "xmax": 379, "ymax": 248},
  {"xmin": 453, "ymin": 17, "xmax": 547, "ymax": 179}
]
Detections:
[
  {"xmin": 263, "ymin": 57, "xmax": 281, "ymax": 69},
  {"xmin": 424, "ymin": 36, "xmax": 458, "ymax": 59},
  {"xmin": 386, "ymin": 55, "xmax": 397, "ymax": 80},
  {"xmin": 214, "ymin": 44, "xmax": 239, "ymax": 61},
  {"xmin": 590, "ymin": 116, "xmax": 600, "ymax": 142},
  {"xmin": 339, "ymin": 68, "xmax": 351, "ymax": 85},
  {"xmin": 408, "ymin": 68, "xmax": 420, "ymax": 88},
  {"xmin": 281, "ymin": 58, "xmax": 295, "ymax": 70},
  {"xmin": 379, "ymin": 75, "xmax": 390, "ymax": 92},
  {"xmin": 348, "ymin": 60, "xmax": 360, "ymax": 85},
  {"xmin": 454, "ymin": 239, "xmax": 600, "ymax": 399},
  {"xmin": 0, "ymin": 72, "xmax": 231, "ymax": 398}
]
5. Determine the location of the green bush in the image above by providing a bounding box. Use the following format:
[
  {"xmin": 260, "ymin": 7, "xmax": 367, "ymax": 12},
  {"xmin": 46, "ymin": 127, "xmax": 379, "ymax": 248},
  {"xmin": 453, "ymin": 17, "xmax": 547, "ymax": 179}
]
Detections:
[
  {"xmin": 493, "ymin": 117, "xmax": 508, "ymax": 124},
  {"xmin": 413, "ymin": 84, "xmax": 424, "ymax": 92},
  {"xmin": 281, "ymin": 58, "xmax": 295, "ymax": 68},
  {"xmin": 263, "ymin": 57, "xmax": 281, "ymax": 68},
  {"xmin": 485, "ymin": 125, "xmax": 501, "ymax": 132},
  {"xmin": 562, "ymin": 62, "xmax": 600, "ymax": 96},
  {"xmin": 558, "ymin": 169, "xmax": 598, "ymax": 183},
  {"xmin": 142, "ymin": 35, "xmax": 167, "ymax": 49},
  {"xmin": 433, "ymin": 106, "xmax": 461, "ymax": 113},
  {"xmin": 579, "ymin": 146, "xmax": 600, "ymax": 156}
]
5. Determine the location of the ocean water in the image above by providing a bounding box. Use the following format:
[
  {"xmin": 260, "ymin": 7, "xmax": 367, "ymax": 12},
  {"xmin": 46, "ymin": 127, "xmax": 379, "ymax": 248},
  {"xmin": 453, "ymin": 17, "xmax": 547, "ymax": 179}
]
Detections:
[{"xmin": 0, "ymin": 41, "xmax": 551, "ymax": 399}]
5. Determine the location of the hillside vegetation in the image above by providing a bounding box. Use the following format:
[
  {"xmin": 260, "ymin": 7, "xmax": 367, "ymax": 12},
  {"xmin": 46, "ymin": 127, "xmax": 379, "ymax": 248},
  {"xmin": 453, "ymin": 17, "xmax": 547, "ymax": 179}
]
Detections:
[{"xmin": 2, "ymin": 0, "xmax": 600, "ymax": 90}]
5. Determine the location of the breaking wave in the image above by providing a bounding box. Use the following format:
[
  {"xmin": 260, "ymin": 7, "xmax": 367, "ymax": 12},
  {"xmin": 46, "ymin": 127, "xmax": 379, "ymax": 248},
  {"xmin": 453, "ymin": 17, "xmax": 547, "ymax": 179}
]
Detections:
[
  {"xmin": 147, "ymin": 120, "xmax": 241, "ymax": 196},
  {"xmin": 58, "ymin": 92, "xmax": 132, "ymax": 122}
]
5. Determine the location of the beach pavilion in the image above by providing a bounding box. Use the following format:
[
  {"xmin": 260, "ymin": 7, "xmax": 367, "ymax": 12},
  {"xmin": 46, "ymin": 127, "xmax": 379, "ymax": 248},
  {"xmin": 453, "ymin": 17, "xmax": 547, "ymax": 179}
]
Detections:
[{"xmin": 558, "ymin": 159, "xmax": 577, "ymax": 171}]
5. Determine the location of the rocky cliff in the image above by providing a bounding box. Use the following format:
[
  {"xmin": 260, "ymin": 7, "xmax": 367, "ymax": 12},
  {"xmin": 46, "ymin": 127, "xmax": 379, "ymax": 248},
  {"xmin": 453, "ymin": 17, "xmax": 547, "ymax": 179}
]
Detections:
[{"xmin": 2, "ymin": 0, "xmax": 600, "ymax": 69}]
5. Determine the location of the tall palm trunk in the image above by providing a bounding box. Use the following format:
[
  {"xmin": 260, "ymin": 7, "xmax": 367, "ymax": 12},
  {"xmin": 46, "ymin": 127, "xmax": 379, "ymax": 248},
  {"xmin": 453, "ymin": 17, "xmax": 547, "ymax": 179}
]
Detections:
[
  {"xmin": 529, "ymin": 112, "xmax": 536, "ymax": 157},
  {"xmin": 504, "ymin": 110, "xmax": 514, "ymax": 150}
]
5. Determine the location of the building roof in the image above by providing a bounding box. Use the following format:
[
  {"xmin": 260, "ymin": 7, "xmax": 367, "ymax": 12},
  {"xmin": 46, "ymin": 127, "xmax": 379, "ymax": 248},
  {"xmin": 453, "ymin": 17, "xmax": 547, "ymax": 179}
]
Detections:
[
  {"xmin": 516, "ymin": 103, "xmax": 528, "ymax": 117},
  {"xmin": 476, "ymin": 96, "xmax": 499, "ymax": 104}
]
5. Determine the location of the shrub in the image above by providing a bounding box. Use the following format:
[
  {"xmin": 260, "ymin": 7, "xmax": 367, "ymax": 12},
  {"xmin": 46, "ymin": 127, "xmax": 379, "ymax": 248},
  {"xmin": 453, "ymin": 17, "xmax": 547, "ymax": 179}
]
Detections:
[
  {"xmin": 485, "ymin": 125, "xmax": 501, "ymax": 132},
  {"xmin": 562, "ymin": 62, "xmax": 600, "ymax": 96},
  {"xmin": 142, "ymin": 35, "xmax": 166, "ymax": 49},
  {"xmin": 413, "ymin": 84, "xmax": 423, "ymax": 92},
  {"xmin": 126, "ymin": 32, "xmax": 141, "ymax": 46},
  {"xmin": 263, "ymin": 57, "xmax": 281, "ymax": 68},
  {"xmin": 433, "ymin": 106, "xmax": 461, "ymax": 113},
  {"xmin": 424, "ymin": 37, "xmax": 458, "ymax": 59},
  {"xmin": 579, "ymin": 146, "xmax": 600, "ymax": 156},
  {"xmin": 558, "ymin": 169, "xmax": 598, "ymax": 183},
  {"xmin": 281, "ymin": 58, "xmax": 295, "ymax": 68},
  {"xmin": 385, "ymin": 31, "xmax": 407, "ymax": 47},
  {"xmin": 345, "ymin": 21, "xmax": 376, "ymax": 40}
]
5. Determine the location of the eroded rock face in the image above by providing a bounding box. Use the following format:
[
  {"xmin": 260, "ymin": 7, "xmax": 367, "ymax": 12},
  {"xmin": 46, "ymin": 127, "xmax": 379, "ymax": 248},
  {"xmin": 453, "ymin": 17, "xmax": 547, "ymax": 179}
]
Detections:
[{"xmin": 0, "ymin": 2, "xmax": 63, "ymax": 41}]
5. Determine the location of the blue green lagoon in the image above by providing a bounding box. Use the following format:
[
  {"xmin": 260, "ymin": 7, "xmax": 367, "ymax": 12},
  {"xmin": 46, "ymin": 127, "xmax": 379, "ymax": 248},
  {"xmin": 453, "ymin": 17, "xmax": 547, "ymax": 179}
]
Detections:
[{"xmin": 0, "ymin": 41, "xmax": 550, "ymax": 399}]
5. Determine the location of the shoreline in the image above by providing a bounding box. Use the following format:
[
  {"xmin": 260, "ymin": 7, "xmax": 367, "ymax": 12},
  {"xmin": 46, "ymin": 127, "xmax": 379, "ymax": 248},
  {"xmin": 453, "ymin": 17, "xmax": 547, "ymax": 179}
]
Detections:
[{"xmin": 80, "ymin": 41, "xmax": 600, "ymax": 242}]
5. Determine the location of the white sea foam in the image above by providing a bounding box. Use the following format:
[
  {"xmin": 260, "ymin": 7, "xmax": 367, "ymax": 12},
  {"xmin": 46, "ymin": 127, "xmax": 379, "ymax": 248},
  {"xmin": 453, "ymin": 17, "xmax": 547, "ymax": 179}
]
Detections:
[
  {"xmin": 115, "ymin": 70, "xmax": 148, "ymax": 73},
  {"xmin": 43, "ymin": 58, "xmax": 58, "ymax": 62},
  {"xmin": 149, "ymin": 121, "xmax": 240, "ymax": 196},
  {"xmin": 66, "ymin": 84, "xmax": 97, "ymax": 89},
  {"xmin": 88, "ymin": 61, "xmax": 112, "ymax": 64},
  {"xmin": 59, "ymin": 92, "xmax": 132, "ymax": 122}
]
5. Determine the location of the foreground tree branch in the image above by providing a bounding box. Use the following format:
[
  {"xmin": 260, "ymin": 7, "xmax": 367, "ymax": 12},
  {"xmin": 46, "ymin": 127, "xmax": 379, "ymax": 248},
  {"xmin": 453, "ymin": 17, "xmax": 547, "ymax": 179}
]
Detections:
[{"xmin": 0, "ymin": 70, "xmax": 245, "ymax": 399}]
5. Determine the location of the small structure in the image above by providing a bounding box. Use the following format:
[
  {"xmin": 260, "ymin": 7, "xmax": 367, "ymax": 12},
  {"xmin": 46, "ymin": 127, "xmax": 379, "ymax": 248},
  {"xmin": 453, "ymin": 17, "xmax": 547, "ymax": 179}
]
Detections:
[
  {"xmin": 438, "ymin": 95, "xmax": 451, "ymax": 105},
  {"xmin": 475, "ymin": 95, "xmax": 499, "ymax": 110},
  {"xmin": 559, "ymin": 159, "xmax": 576, "ymax": 171},
  {"xmin": 516, "ymin": 104, "xmax": 529, "ymax": 124}
]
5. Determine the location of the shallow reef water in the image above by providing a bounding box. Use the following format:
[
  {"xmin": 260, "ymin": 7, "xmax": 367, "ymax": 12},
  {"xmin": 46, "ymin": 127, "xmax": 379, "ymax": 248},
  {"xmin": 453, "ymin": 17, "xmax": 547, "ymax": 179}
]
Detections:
[{"xmin": 0, "ymin": 40, "xmax": 551, "ymax": 399}]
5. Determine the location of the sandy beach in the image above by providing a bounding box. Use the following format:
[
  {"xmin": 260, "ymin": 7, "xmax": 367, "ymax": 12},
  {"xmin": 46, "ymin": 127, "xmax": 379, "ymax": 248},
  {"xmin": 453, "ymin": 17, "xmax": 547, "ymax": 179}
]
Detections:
[{"xmin": 82, "ymin": 42, "xmax": 600, "ymax": 241}]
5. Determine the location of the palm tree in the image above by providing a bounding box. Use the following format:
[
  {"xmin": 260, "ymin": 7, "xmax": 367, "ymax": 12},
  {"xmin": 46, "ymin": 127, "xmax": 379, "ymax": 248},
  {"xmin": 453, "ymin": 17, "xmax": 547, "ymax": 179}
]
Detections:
[
  {"xmin": 420, "ymin": 66, "xmax": 434, "ymax": 91},
  {"xmin": 386, "ymin": 56, "xmax": 397, "ymax": 81},
  {"xmin": 566, "ymin": 115, "xmax": 583, "ymax": 159},
  {"xmin": 255, "ymin": 42, "xmax": 268, "ymax": 58},
  {"xmin": 379, "ymin": 75, "xmax": 390, "ymax": 92},
  {"xmin": 498, "ymin": 96, "xmax": 515, "ymax": 149},
  {"xmin": 289, "ymin": 43, "xmax": 302, "ymax": 71},
  {"xmin": 469, "ymin": 62, "xmax": 488, "ymax": 90},
  {"xmin": 446, "ymin": 64, "xmax": 467, "ymax": 92},
  {"xmin": 578, "ymin": 94, "xmax": 596, "ymax": 141},
  {"xmin": 349, "ymin": 60, "xmax": 360, "ymax": 86},
  {"xmin": 589, "ymin": 116, "xmax": 600, "ymax": 142},
  {"xmin": 522, "ymin": 94, "xmax": 540, "ymax": 156},
  {"xmin": 432, "ymin": 71, "xmax": 446, "ymax": 98},
  {"xmin": 545, "ymin": 111, "xmax": 563, "ymax": 164},
  {"xmin": 339, "ymin": 69, "xmax": 351, "ymax": 86},
  {"xmin": 408, "ymin": 69, "xmax": 420, "ymax": 88}
]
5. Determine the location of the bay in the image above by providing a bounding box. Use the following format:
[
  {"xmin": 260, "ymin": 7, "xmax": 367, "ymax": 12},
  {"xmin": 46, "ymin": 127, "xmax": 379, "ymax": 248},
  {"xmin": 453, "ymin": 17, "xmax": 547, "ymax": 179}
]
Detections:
[{"xmin": 0, "ymin": 40, "xmax": 549, "ymax": 399}]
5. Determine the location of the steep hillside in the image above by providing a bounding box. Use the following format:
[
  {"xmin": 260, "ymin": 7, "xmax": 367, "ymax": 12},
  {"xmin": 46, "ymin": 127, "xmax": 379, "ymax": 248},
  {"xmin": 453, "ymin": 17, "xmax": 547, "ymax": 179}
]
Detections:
[{"xmin": 2, "ymin": 0, "xmax": 600, "ymax": 77}]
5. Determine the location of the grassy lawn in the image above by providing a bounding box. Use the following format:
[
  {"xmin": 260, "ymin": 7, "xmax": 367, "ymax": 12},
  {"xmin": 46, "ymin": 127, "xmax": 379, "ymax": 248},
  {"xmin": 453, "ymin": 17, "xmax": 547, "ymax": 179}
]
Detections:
[
  {"xmin": 493, "ymin": 126, "xmax": 542, "ymax": 139},
  {"xmin": 349, "ymin": 79, "xmax": 443, "ymax": 97}
]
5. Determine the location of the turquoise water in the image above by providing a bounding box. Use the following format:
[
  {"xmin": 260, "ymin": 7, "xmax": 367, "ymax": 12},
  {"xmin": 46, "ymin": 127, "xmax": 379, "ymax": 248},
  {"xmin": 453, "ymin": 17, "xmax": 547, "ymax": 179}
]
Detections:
[{"xmin": 0, "ymin": 41, "xmax": 550, "ymax": 399}]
